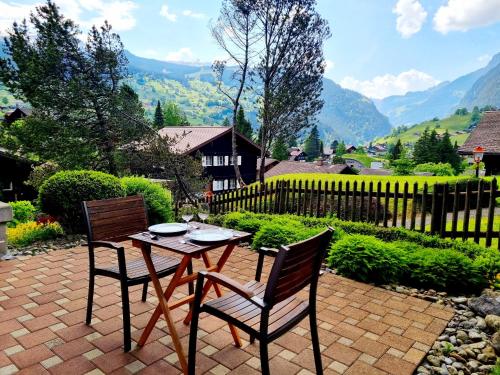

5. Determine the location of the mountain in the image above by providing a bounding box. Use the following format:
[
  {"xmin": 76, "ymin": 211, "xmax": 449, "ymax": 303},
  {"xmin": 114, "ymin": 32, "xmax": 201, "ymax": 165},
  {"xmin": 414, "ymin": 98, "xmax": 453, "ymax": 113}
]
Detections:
[
  {"xmin": 375, "ymin": 52, "xmax": 500, "ymax": 127},
  {"xmin": 124, "ymin": 51, "xmax": 391, "ymax": 144}
]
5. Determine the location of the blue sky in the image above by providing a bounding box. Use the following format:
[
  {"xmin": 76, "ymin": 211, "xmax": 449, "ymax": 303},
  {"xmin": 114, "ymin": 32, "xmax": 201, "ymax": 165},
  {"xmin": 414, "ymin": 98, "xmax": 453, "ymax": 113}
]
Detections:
[{"xmin": 2, "ymin": 0, "xmax": 500, "ymax": 98}]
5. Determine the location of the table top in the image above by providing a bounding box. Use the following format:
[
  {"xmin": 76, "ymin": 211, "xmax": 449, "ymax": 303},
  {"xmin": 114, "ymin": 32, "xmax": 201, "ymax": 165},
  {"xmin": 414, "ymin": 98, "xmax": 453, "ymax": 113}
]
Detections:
[{"xmin": 129, "ymin": 222, "xmax": 251, "ymax": 255}]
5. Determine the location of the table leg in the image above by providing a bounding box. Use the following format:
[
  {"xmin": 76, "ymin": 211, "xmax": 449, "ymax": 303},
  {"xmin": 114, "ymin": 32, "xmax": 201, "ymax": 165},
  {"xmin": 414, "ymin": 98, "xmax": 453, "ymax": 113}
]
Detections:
[
  {"xmin": 139, "ymin": 248, "xmax": 191, "ymax": 374},
  {"xmin": 183, "ymin": 244, "xmax": 242, "ymax": 347}
]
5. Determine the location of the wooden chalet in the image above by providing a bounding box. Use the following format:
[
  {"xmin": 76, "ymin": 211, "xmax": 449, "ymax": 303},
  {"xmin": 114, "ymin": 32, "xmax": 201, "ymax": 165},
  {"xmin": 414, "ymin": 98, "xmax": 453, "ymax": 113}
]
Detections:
[
  {"xmin": 458, "ymin": 111, "xmax": 500, "ymax": 175},
  {"xmin": 3, "ymin": 107, "xmax": 31, "ymax": 125}
]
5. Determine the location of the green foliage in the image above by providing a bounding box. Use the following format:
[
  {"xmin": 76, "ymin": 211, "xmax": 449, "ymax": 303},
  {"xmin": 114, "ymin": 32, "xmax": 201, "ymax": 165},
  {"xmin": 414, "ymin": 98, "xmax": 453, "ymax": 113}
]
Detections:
[
  {"xmin": 121, "ymin": 177, "xmax": 173, "ymax": 224},
  {"xmin": 39, "ymin": 170, "xmax": 125, "ymax": 233},
  {"xmin": 303, "ymin": 125, "xmax": 321, "ymax": 161},
  {"xmin": 163, "ymin": 101, "xmax": 189, "ymax": 126},
  {"xmin": 153, "ymin": 100, "xmax": 164, "ymax": 129},
  {"xmin": 25, "ymin": 162, "xmax": 60, "ymax": 191},
  {"xmin": 388, "ymin": 139, "xmax": 403, "ymax": 160},
  {"xmin": 391, "ymin": 157, "xmax": 415, "ymax": 176},
  {"xmin": 328, "ymin": 235, "xmax": 404, "ymax": 284},
  {"xmin": 252, "ymin": 222, "xmax": 322, "ymax": 250},
  {"xmin": 335, "ymin": 141, "xmax": 346, "ymax": 156},
  {"xmin": 0, "ymin": 2, "xmax": 147, "ymax": 173},
  {"xmin": 272, "ymin": 136, "xmax": 289, "ymax": 161},
  {"xmin": 414, "ymin": 162, "xmax": 455, "ymax": 176},
  {"xmin": 8, "ymin": 201, "xmax": 37, "ymax": 227},
  {"xmin": 454, "ymin": 108, "xmax": 468, "ymax": 116},
  {"xmin": 7, "ymin": 221, "xmax": 63, "ymax": 247},
  {"xmin": 235, "ymin": 107, "xmax": 253, "ymax": 139}
]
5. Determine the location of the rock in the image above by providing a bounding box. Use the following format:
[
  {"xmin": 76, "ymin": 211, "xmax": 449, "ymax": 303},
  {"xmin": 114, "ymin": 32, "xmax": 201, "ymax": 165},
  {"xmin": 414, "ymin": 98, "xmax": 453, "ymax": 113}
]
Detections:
[
  {"xmin": 452, "ymin": 297, "xmax": 468, "ymax": 304},
  {"xmin": 475, "ymin": 317, "xmax": 486, "ymax": 330},
  {"xmin": 456, "ymin": 330, "xmax": 468, "ymax": 342},
  {"xmin": 439, "ymin": 335, "xmax": 450, "ymax": 341},
  {"xmin": 447, "ymin": 366, "xmax": 458, "ymax": 375},
  {"xmin": 417, "ymin": 366, "xmax": 430, "ymax": 374},
  {"xmin": 427, "ymin": 355, "xmax": 442, "ymax": 367},
  {"xmin": 468, "ymin": 294, "xmax": 500, "ymax": 317},
  {"xmin": 467, "ymin": 360, "xmax": 480, "ymax": 370},
  {"xmin": 485, "ymin": 314, "xmax": 500, "ymax": 332},
  {"xmin": 491, "ymin": 331, "xmax": 500, "ymax": 354},
  {"xmin": 468, "ymin": 330, "xmax": 483, "ymax": 341},
  {"xmin": 467, "ymin": 341, "xmax": 486, "ymax": 349}
]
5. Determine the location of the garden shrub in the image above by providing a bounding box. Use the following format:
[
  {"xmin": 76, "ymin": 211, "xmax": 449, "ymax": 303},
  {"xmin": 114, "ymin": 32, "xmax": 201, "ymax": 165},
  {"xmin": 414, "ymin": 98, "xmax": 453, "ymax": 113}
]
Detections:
[
  {"xmin": 39, "ymin": 170, "xmax": 125, "ymax": 233},
  {"xmin": 121, "ymin": 177, "xmax": 173, "ymax": 224},
  {"xmin": 414, "ymin": 162, "xmax": 455, "ymax": 176},
  {"xmin": 252, "ymin": 222, "xmax": 322, "ymax": 250},
  {"xmin": 328, "ymin": 235, "xmax": 405, "ymax": 284},
  {"xmin": 7, "ymin": 221, "xmax": 63, "ymax": 247},
  {"xmin": 8, "ymin": 200, "xmax": 37, "ymax": 227},
  {"xmin": 25, "ymin": 162, "xmax": 60, "ymax": 191}
]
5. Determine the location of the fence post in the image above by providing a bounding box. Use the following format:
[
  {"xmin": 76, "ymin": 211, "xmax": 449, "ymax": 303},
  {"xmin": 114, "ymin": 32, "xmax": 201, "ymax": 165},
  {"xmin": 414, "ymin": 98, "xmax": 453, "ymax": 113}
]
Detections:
[
  {"xmin": 383, "ymin": 182, "xmax": 390, "ymax": 227},
  {"xmin": 440, "ymin": 183, "xmax": 449, "ymax": 238},
  {"xmin": 451, "ymin": 182, "xmax": 460, "ymax": 239},
  {"xmin": 351, "ymin": 181, "xmax": 357, "ymax": 222},
  {"xmin": 486, "ymin": 178, "xmax": 497, "ymax": 247},
  {"xmin": 392, "ymin": 182, "xmax": 399, "ymax": 227},
  {"xmin": 463, "ymin": 181, "xmax": 472, "ymax": 240},
  {"xmin": 410, "ymin": 182, "xmax": 418, "ymax": 230},
  {"xmin": 367, "ymin": 182, "xmax": 373, "ymax": 222},
  {"xmin": 474, "ymin": 180, "xmax": 484, "ymax": 244},
  {"xmin": 420, "ymin": 183, "xmax": 428, "ymax": 232}
]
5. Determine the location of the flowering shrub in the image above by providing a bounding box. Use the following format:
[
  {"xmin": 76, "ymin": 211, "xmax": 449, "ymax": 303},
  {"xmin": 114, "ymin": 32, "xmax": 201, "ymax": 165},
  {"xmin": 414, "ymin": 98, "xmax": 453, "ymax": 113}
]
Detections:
[
  {"xmin": 7, "ymin": 221, "xmax": 63, "ymax": 247},
  {"xmin": 8, "ymin": 200, "xmax": 37, "ymax": 227}
]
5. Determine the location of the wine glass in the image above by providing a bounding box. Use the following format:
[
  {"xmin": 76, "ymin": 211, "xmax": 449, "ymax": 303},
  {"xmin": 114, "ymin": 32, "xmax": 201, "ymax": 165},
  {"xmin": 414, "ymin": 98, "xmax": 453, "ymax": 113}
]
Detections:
[
  {"xmin": 179, "ymin": 204, "xmax": 196, "ymax": 231},
  {"xmin": 198, "ymin": 202, "xmax": 210, "ymax": 224}
]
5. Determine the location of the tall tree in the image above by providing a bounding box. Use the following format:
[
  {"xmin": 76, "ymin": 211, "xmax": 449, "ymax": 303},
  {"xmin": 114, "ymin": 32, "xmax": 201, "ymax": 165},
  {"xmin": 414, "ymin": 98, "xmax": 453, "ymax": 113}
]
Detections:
[
  {"xmin": 303, "ymin": 125, "xmax": 321, "ymax": 161},
  {"xmin": 211, "ymin": 0, "xmax": 258, "ymax": 186},
  {"xmin": 438, "ymin": 131, "xmax": 461, "ymax": 173},
  {"xmin": 235, "ymin": 106, "xmax": 253, "ymax": 138},
  {"xmin": 153, "ymin": 100, "xmax": 164, "ymax": 129},
  {"xmin": 389, "ymin": 139, "xmax": 403, "ymax": 160},
  {"xmin": 271, "ymin": 136, "xmax": 289, "ymax": 160},
  {"xmin": 336, "ymin": 141, "xmax": 346, "ymax": 156},
  {"xmin": 255, "ymin": 0, "xmax": 331, "ymax": 182},
  {"xmin": 163, "ymin": 101, "xmax": 188, "ymax": 126},
  {"xmin": 0, "ymin": 1, "xmax": 147, "ymax": 173}
]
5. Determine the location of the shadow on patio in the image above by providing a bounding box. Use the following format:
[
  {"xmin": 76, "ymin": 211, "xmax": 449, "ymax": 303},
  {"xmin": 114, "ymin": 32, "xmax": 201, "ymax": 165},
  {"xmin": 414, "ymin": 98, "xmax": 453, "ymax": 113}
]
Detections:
[{"xmin": 0, "ymin": 245, "xmax": 453, "ymax": 375}]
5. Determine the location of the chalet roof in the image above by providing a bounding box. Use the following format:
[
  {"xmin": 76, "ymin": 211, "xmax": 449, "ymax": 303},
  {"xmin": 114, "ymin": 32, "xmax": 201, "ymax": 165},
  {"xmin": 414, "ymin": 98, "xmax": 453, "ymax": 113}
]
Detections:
[
  {"xmin": 458, "ymin": 111, "xmax": 500, "ymax": 155},
  {"xmin": 257, "ymin": 158, "xmax": 279, "ymax": 169},
  {"xmin": 359, "ymin": 168, "xmax": 393, "ymax": 176},
  {"xmin": 5, "ymin": 107, "xmax": 32, "ymax": 117},
  {"xmin": 158, "ymin": 126, "xmax": 261, "ymax": 155},
  {"xmin": 289, "ymin": 149, "xmax": 305, "ymax": 157},
  {"xmin": 264, "ymin": 161, "xmax": 355, "ymax": 178}
]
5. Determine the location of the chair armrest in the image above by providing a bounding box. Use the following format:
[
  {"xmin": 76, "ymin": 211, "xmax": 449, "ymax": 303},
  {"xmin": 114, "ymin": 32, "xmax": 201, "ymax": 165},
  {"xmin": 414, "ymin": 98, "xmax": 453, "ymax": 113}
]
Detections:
[
  {"xmin": 204, "ymin": 272, "xmax": 266, "ymax": 309},
  {"xmin": 90, "ymin": 241, "xmax": 124, "ymax": 251},
  {"xmin": 258, "ymin": 247, "xmax": 279, "ymax": 257}
]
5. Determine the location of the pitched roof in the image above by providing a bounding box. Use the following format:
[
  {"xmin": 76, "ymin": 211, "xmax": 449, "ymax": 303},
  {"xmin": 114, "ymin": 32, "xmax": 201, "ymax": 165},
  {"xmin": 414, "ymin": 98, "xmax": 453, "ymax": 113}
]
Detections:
[
  {"xmin": 458, "ymin": 111, "xmax": 500, "ymax": 155},
  {"xmin": 359, "ymin": 168, "xmax": 393, "ymax": 176},
  {"xmin": 289, "ymin": 149, "xmax": 305, "ymax": 156},
  {"xmin": 158, "ymin": 126, "xmax": 261, "ymax": 154},
  {"xmin": 264, "ymin": 161, "xmax": 355, "ymax": 178}
]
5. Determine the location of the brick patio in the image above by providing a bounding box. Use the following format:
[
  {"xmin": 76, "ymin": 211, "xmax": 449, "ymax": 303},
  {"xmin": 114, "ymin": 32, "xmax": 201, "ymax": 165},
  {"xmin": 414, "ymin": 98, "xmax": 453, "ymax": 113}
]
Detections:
[{"xmin": 0, "ymin": 244, "xmax": 453, "ymax": 375}]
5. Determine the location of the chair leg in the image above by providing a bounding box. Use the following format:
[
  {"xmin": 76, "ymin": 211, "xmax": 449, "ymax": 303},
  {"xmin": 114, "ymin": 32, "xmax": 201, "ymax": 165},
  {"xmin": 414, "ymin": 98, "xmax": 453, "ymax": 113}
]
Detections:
[
  {"xmin": 120, "ymin": 280, "xmax": 132, "ymax": 352},
  {"xmin": 85, "ymin": 273, "xmax": 95, "ymax": 325},
  {"xmin": 188, "ymin": 275, "xmax": 204, "ymax": 375},
  {"xmin": 310, "ymin": 312, "xmax": 323, "ymax": 375},
  {"xmin": 260, "ymin": 340, "xmax": 270, "ymax": 375},
  {"xmin": 141, "ymin": 282, "xmax": 148, "ymax": 302},
  {"xmin": 249, "ymin": 334, "xmax": 256, "ymax": 344},
  {"xmin": 187, "ymin": 260, "xmax": 194, "ymax": 307}
]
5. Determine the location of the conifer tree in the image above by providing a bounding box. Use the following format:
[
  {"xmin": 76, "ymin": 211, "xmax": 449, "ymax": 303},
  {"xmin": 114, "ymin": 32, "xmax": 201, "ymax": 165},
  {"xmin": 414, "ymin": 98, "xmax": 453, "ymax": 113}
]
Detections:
[
  {"xmin": 389, "ymin": 139, "xmax": 403, "ymax": 160},
  {"xmin": 222, "ymin": 117, "xmax": 230, "ymax": 126},
  {"xmin": 303, "ymin": 125, "xmax": 321, "ymax": 161},
  {"xmin": 153, "ymin": 100, "xmax": 164, "ymax": 129},
  {"xmin": 272, "ymin": 136, "xmax": 289, "ymax": 161},
  {"xmin": 235, "ymin": 107, "xmax": 253, "ymax": 138}
]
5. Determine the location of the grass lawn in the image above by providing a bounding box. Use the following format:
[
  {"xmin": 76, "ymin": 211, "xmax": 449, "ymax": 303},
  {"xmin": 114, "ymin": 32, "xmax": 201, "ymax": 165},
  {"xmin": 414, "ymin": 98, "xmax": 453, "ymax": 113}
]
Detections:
[{"xmin": 263, "ymin": 173, "xmax": 476, "ymax": 192}]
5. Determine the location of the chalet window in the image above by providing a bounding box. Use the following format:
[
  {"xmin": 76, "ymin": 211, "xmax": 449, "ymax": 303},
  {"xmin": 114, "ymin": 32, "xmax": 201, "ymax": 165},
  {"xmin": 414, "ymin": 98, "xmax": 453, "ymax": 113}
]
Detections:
[
  {"xmin": 224, "ymin": 156, "xmax": 229, "ymax": 166},
  {"xmin": 216, "ymin": 156, "xmax": 224, "ymax": 166},
  {"xmin": 213, "ymin": 180, "xmax": 224, "ymax": 191},
  {"xmin": 237, "ymin": 155, "xmax": 242, "ymax": 165},
  {"xmin": 224, "ymin": 179, "xmax": 229, "ymax": 190},
  {"xmin": 229, "ymin": 179, "xmax": 236, "ymax": 189},
  {"xmin": 204, "ymin": 155, "xmax": 213, "ymax": 166}
]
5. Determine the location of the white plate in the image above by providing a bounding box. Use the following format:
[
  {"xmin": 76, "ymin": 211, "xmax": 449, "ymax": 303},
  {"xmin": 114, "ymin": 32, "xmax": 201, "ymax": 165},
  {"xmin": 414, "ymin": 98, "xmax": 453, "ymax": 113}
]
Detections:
[
  {"xmin": 187, "ymin": 229, "xmax": 233, "ymax": 243},
  {"xmin": 148, "ymin": 223, "xmax": 187, "ymax": 235}
]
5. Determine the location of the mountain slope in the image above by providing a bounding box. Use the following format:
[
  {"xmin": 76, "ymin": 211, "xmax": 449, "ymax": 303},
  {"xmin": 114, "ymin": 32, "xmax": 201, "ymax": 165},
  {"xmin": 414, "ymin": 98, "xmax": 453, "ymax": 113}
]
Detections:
[
  {"xmin": 376, "ymin": 52, "xmax": 500, "ymax": 126},
  {"xmin": 125, "ymin": 51, "xmax": 391, "ymax": 144}
]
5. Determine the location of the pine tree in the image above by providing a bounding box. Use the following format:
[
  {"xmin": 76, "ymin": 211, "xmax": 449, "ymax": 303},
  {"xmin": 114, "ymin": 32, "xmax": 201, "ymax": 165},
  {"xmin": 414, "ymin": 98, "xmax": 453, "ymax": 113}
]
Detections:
[
  {"xmin": 319, "ymin": 140, "xmax": 324, "ymax": 156},
  {"xmin": 235, "ymin": 107, "xmax": 252, "ymax": 138},
  {"xmin": 272, "ymin": 136, "xmax": 289, "ymax": 161},
  {"xmin": 303, "ymin": 125, "xmax": 321, "ymax": 161},
  {"xmin": 438, "ymin": 131, "xmax": 461, "ymax": 173},
  {"xmin": 428, "ymin": 129, "xmax": 440, "ymax": 163},
  {"xmin": 153, "ymin": 100, "xmax": 164, "ymax": 129},
  {"xmin": 389, "ymin": 139, "xmax": 403, "ymax": 160},
  {"xmin": 222, "ymin": 117, "xmax": 230, "ymax": 126}
]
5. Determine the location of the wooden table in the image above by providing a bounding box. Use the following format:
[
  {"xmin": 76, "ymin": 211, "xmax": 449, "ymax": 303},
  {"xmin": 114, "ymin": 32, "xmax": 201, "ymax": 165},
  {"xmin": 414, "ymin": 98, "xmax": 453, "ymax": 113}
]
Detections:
[{"xmin": 129, "ymin": 223, "xmax": 251, "ymax": 374}]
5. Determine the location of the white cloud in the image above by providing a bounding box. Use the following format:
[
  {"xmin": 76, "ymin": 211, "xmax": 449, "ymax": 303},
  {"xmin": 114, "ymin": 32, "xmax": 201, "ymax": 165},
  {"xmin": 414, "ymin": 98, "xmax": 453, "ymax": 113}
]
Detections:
[
  {"xmin": 182, "ymin": 9, "xmax": 205, "ymax": 19},
  {"xmin": 165, "ymin": 47, "xmax": 199, "ymax": 63},
  {"xmin": 393, "ymin": 0, "xmax": 427, "ymax": 38},
  {"xmin": 0, "ymin": 0, "xmax": 138, "ymax": 35},
  {"xmin": 340, "ymin": 69, "xmax": 440, "ymax": 99},
  {"xmin": 434, "ymin": 0, "xmax": 500, "ymax": 34},
  {"xmin": 160, "ymin": 4, "xmax": 177, "ymax": 22},
  {"xmin": 477, "ymin": 54, "xmax": 492, "ymax": 65}
]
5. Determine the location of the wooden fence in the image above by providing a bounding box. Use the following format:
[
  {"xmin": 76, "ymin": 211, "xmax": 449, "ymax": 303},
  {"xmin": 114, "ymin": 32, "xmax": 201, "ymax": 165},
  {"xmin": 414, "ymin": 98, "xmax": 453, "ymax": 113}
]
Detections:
[{"xmin": 202, "ymin": 178, "xmax": 500, "ymax": 248}]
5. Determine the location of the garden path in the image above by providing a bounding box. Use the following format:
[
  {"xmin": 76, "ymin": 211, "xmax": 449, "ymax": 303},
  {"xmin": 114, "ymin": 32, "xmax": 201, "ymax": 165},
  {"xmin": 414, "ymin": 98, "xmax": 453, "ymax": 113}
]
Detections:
[{"xmin": 0, "ymin": 244, "xmax": 453, "ymax": 375}]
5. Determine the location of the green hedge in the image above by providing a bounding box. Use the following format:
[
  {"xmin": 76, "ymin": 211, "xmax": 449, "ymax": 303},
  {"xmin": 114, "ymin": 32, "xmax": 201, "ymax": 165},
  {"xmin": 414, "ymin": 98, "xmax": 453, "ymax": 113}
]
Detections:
[
  {"xmin": 39, "ymin": 170, "xmax": 125, "ymax": 233},
  {"xmin": 121, "ymin": 177, "xmax": 173, "ymax": 224},
  {"xmin": 217, "ymin": 211, "xmax": 500, "ymax": 293},
  {"xmin": 8, "ymin": 200, "xmax": 37, "ymax": 227}
]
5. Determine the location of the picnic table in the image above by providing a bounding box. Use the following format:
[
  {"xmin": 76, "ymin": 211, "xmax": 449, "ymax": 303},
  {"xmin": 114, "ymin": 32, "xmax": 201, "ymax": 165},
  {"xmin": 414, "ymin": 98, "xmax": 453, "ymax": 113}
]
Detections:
[{"xmin": 129, "ymin": 222, "xmax": 251, "ymax": 374}]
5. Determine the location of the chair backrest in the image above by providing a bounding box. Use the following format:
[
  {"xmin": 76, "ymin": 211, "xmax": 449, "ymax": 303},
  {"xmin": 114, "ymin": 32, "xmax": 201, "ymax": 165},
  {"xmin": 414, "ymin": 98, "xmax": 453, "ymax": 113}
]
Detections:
[
  {"xmin": 263, "ymin": 228, "xmax": 333, "ymax": 307},
  {"xmin": 83, "ymin": 195, "xmax": 148, "ymax": 242}
]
